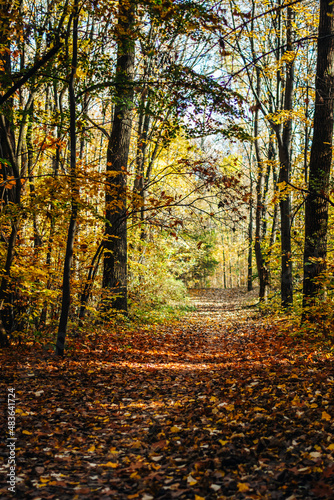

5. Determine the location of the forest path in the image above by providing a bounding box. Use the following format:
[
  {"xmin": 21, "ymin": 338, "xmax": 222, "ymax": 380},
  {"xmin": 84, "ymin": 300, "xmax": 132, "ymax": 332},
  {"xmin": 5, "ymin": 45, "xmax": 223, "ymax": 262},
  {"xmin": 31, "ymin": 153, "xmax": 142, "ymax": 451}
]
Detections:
[
  {"xmin": 186, "ymin": 287, "xmax": 259, "ymax": 348},
  {"xmin": 1, "ymin": 288, "xmax": 334, "ymax": 499},
  {"xmin": 187, "ymin": 287, "xmax": 259, "ymax": 315}
]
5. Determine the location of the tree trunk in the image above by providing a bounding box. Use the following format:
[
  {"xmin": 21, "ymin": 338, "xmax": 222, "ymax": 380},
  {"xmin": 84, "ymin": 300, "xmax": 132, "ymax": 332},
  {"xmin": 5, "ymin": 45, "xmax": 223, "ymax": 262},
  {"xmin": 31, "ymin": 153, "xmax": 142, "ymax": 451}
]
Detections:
[
  {"xmin": 40, "ymin": 84, "xmax": 63, "ymax": 326},
  {"xmin": 222, "ymin": 247, "xmax": 227, "ymax": 289},
  {"xmin": 268, "ymin": 163, "xmax": 278, "ymax": 258},
  {"xmin": 78, "ymin": 242, "xmax": 104, "ymax": 324},
  {"xmin": 56, "ymin": 6, "xmax": 78, "ymax": 356},
  {"xmin": 302, "ymin": 0, "xmax": 334, "ymax": 309},
  {"xmin": 247, "ymin": 173, "xmax": 253, "ymax": 292},
  {"xmin": 0, "ymin": 21, "xmax": 22, "ymax": 344},
  {"xmin": 253, "ymin": 70, "xmax": 269, "ymax": 302},
  {"xmin": 273, "ymin": 6, "xmax": 294, "ymax": 307},
  {"xmin": 0, "ymin": 111, "xmax": 20, "ymax": 337},
  {"xmin": 133, "ymin": 94, "xmax": 151, "ymax": 240},
  {"xmin": 102, "ymin": 0, "xmax": 135, "ymax": 313}
]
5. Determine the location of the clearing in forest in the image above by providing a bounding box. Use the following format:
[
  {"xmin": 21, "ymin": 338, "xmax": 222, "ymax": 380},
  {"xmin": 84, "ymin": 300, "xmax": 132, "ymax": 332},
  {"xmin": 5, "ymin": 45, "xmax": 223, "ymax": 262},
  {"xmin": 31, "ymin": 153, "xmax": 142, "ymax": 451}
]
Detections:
[{"xmin": 1, "ymin": 288, "xmax": 334, "ymax": 499}]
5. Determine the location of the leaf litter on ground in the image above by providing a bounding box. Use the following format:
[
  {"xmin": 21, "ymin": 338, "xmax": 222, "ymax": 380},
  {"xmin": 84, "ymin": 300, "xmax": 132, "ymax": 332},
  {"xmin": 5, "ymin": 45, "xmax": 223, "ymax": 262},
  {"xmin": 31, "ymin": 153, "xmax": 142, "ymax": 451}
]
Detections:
[{"xmin": 0, "ymin": 287, "xmax": 334, "ymax": 499}]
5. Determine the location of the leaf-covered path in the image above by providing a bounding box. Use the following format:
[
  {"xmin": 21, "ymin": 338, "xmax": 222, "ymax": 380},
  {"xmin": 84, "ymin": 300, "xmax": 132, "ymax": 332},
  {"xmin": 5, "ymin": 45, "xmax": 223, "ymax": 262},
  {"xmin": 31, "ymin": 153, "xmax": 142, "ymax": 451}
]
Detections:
[{"xmin": 1, "ymin": 288, "xmax": 334, "ymax": 499}]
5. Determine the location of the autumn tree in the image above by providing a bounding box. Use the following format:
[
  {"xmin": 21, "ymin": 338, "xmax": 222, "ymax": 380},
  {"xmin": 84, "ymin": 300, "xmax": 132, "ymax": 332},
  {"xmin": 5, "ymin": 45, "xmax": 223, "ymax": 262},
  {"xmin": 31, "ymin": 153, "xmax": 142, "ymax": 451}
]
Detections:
[
  {"xmin": 302, "ymin": 0, "xmax": 334, "ymax": 311},
  {"xmin": 223, "ymin": 0, "xmax": 319, "ymax": 306},
  {"xmin": 0, "ymin": 0, "xmax": 22, "ymax": 345},
  {"xmin": 101, "ymin": 0, "xmax": 245, "ymax": 313},
  {"xmin": 0, "ymin": 0, "xmax": 64, "ymax": 344},
  {"xmin": 55, "ymin": 0, "xmax": 79, "ymax": 356},
  {"xmin": 101, "ymin": 0, "xmax": 136, "ymax": 314}
]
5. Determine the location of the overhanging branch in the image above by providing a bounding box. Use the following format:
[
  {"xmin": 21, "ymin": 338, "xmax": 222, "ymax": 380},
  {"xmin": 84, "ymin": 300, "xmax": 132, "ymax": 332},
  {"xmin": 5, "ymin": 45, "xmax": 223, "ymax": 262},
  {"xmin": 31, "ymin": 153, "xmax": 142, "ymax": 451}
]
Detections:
[{"xmin": 0, "ymin": 42, "xmax": 63, "ymax": 107}]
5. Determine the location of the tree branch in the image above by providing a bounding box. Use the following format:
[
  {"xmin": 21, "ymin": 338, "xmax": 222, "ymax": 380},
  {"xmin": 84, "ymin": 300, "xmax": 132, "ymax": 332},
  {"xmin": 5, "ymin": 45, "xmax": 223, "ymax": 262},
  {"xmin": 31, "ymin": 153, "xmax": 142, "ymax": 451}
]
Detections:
[{"xmin": 0, "ymin": 43, "xmax": 63, "ymax": 107}]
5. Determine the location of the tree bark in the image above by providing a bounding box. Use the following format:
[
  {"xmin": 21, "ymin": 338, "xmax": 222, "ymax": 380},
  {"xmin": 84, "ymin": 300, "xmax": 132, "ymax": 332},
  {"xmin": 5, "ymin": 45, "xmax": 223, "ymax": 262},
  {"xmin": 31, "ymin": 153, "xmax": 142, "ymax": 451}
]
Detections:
[
  {"xmin": 133, "ymin": 92, "xmax": 151, "ymax": 239},
  {"xmin": 247, "ymin": 173, "xmax": 253, "ymax": 292},
  {"xmin": 0, "ymin": 15, "xmax": 22, "ymax": 344},
  {"xmin": 273, "ymin": 6, "xmax": 294, "ymax": 307},
  {"xmin": 56, "ymin": 5, "xmax": 78, "ymax": 356},
  {"xmin": 302, "ymin": 0, "xmax": 334, "ymax": 310},
  {"xmin": 268, "ymin": 163, "xmax": 278, "ymax": 259},
  {"xmin": 253, "ymin": 70, "xmax": 269, "ymax": 302},
  {"xmin": 78, "ymin": 241, "xmax": 104, "ymax": 324},
  {"xmin": 102, "ymin": 0, "xmax": 135, "ymax": 313}
]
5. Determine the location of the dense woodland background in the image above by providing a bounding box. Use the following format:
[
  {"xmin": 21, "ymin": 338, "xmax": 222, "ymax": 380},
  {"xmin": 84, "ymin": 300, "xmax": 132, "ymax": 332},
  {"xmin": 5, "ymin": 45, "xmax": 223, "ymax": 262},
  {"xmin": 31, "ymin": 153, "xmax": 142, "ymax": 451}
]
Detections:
[{"xmin": 0, "ymin": 0, "xmax": 334, "ymax": 353}]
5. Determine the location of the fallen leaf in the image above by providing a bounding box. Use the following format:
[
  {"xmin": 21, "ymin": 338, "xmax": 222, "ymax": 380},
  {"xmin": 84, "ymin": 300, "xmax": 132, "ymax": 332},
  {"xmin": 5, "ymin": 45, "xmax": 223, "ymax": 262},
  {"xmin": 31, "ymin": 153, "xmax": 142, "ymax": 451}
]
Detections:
[
  {"xmin": 322, "ymin": 411, "xmax": 331, "ymax": 421},
  {"xmin": 238, "ymin": 482, "xmax": 250, "ymax": 492},
  {"xmin": 187, "ymin": 474, "xmax": 197, "ymax": 486}
]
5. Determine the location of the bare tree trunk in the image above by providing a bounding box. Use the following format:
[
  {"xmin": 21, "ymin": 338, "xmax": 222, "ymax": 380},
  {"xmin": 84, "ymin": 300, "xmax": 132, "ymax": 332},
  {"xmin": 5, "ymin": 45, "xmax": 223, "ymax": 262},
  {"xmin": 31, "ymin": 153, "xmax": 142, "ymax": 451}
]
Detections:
[
  {"xmin": 268, "ymin": 163, "xmax": 278, "ymax": 258},
  {"xmin": 303, "ymin": 0, "xmax": 334, "ymax": 311},
  {"xmin": 273, "ymin": 6, "xmax": 294, "ymax": 307},
  {"xmin": 56, "ymin": 5, "xmax": 78, "ymax": 356},
  {"xmin": 102, "ymin": 0, "xmax": 135, "ymax": 313},
  {"xmin": 247, "ymin": 169, "xmax": 253, "ymax": 291},
  {"xmin": 78, "ymin": 242, "xmax": 104, "ymax": 324},
  {"xmin": 253, "ymin": 70, "xmax": 269, "ymax": 302},
  {"xmin": 0, "ymin": 20, "xmax": 22, "ymax": 344},
  {"xmin": 26, "ymin": 100, "xmax": 42, "ymax": 250},
  {"xmin": 133, "ymin": 94, "xmax": 151, "ymax": 239},
  {"xmin": 222, "ymin": 247, "xmax": 227, "ymax": 289}
]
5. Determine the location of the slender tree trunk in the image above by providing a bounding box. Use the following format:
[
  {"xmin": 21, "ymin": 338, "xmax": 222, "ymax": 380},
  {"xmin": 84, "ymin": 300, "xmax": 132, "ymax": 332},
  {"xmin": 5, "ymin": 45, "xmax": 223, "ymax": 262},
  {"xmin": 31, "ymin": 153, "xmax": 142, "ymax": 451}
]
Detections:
[
  {"xmin": 0, "ymin": 20, "xmax": 22, "ymax": 343},
  {"xmin": 273, "ymin": 6, "xmax": 294, "ymax": 307},
  {"xmin": 133, "ymin": 102, "xmax": 145, "ymax": 222},
  {"xmin": 56, "ymin": 6, "xmax": 78, "ymax": 356},
  {"xmin": 247, "ymin": 174, "xmax": 253, "ymax": 291},
  {"xmin": 222, "ymin": 248, "xmax": 227, "ymax": 289},
  {"xmin": 253, "ymin": 70, "xmax": 269, "ymax": 302},
  {"xmin": 26, "ymin": 99, "xmax": 43, "ymax": 252},
  {"xmin": 261, "ymin": 138, "xmax": 273, "ymax": 239},
  {"xmin": 0, "ymin": 114, "xmax": 20, "ymax": 339},
  {"xmin": 302, "ymin": 0, "xmax": 334, "ymax": 310},
  {"xmin": 102, "ymin": 0, "xmax": 135, "ymax": 313},
  {"xmin": 304, "ymin": 81, "xmax": 310, "ymax": 185},
  {"xmin": 78, "ymin": 242, "xmax": 104, "ymax": 324},
  {"xmin": 133, "ymin": 91, "xmax": 151, "ymax": 240},
  {"xmin": 40, "ymin": 83, "xmax": 64, "ymax": 325},
  {"xmin": 268, "ymin": 163, "xmax": 278, "ymax": 258}
]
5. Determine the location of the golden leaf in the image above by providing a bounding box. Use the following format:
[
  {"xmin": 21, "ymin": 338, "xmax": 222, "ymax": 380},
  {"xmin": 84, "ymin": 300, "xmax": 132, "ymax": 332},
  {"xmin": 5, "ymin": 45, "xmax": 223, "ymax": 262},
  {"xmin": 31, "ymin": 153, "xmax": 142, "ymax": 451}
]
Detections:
[
  {"xmin": 101, "ymin": 462, "xmax": 118, "ymax": 468},
  {"xmin": 237, "ymin": 482, "xmax": 250, "ymax": 492}
]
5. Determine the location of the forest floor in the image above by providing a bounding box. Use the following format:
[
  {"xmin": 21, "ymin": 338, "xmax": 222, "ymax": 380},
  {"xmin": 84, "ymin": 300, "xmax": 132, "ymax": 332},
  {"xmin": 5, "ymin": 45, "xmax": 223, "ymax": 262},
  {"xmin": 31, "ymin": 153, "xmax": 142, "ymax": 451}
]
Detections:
[{"xmin": 1, "ymin": 288, "xmax": 334, "ymax": 499}]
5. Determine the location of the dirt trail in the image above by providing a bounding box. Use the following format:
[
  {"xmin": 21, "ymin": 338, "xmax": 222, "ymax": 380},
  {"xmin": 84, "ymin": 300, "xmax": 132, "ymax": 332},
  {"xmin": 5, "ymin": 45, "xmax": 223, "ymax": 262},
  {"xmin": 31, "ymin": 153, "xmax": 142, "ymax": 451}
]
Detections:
[
  {"xmin": 188, "ymin": 287, "xmax": 259, "ymax": 314},
  {"xmin": 187, "ymin": 287, "xmax": 259, "ymax": 332},
  {"xmin": 0, "ymin": 288, "xmax": 334, "ymax": 499}
]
